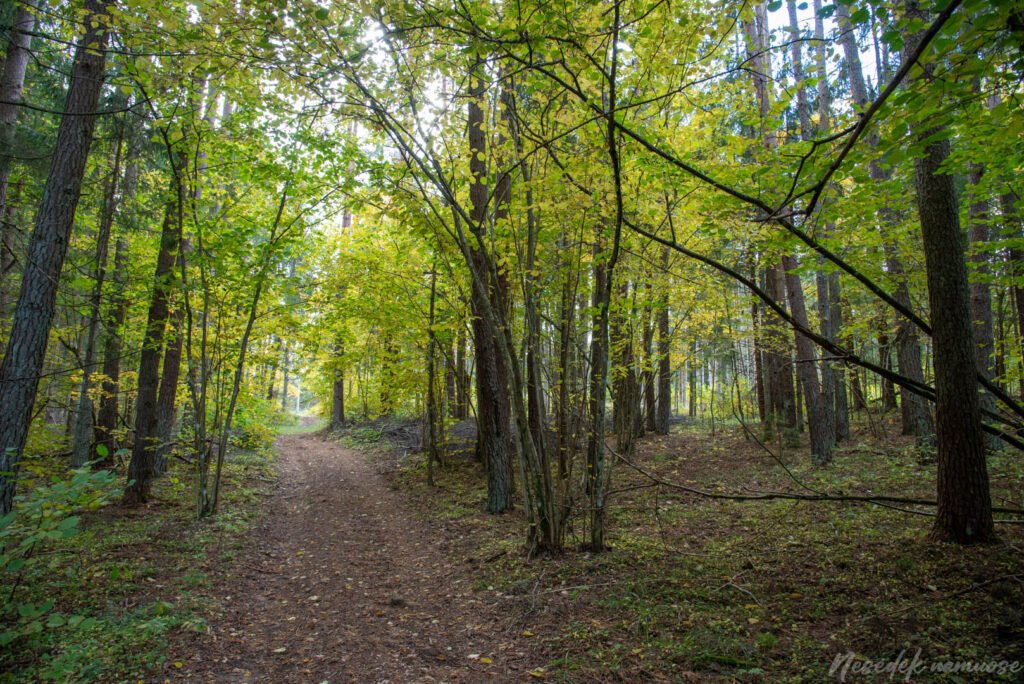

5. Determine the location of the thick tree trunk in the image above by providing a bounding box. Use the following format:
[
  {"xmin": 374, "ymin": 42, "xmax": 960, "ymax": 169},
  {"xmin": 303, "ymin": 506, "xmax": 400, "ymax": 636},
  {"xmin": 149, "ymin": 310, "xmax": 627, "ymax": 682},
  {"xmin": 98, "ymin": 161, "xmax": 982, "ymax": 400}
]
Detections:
[
  {"xmin": 123, "ymin": 178, "xmax": 182, "ymax": 505},
  {"xmin": 0, "ymin": 1, "xmax": 110, "ymax": 513},
  {"xmin": 904, "ymin": 1, "xmax": 993, "ymax": 543}
]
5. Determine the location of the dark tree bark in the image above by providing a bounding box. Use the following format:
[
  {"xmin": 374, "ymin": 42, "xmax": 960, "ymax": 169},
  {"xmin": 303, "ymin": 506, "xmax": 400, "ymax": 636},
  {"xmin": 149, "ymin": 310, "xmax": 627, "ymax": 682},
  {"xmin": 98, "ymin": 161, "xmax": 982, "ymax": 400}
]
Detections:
[
  {"xmin": 655, "ymin": 248, "xmax": 672, "ymax": 434},
  {"xmin": 877, "ymin": 328, "xmax": 898, "ymax": 412},
  {"xmin": 828, "ymin": 272, "xmax": 851, "ymax": 440},
  {"xmin": 764, "ymin": 262, "xmax": 797, "ymax": 435},
  {"xmin": 123, "ymin": 175, "xmax": 182, "ymax": 505},
  {"xmin": 454, "ymin": 321, "xmax": 469, "ymax": 419},
  {"xmin": 154, "ymin": 289, "xmax": 184, "ymax": 476},
  {"xmin": 967, "ymin": 164, "xmax": 999, "ymax": 451},
  {"xmin": 642, "ymin": 303, "xmax": 656, "ymax": 434},
  {"xmin": 332, "ymin": 341, "xmax": 345, "ymax": 428},
  {"xmin": 0, "ymin": 0, "xmax": 110, "ymax": 513},
  {"xmin": 467, "ymin": 55, "xmax": 513, "ymax": 513},
  {"xmin": 904, "ymin": 1, "xmax": 993, "ymax": 543},
  {"xmin": 783, "ymin": 257, "xmax": 834, "ymax": 464}
]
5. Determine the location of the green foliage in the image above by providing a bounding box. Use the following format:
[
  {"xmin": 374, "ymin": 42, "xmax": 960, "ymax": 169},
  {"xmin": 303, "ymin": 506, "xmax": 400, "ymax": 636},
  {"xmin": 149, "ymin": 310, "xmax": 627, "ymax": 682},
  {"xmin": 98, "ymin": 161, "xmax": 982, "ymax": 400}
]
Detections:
[{"xmin": 0, "ymin": 467, "xmax": 119, "ymax": 669}]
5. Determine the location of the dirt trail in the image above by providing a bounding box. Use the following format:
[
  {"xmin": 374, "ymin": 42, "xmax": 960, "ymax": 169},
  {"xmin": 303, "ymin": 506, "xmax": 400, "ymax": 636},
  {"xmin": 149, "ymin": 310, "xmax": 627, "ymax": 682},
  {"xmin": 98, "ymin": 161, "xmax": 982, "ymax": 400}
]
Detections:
[{"xmin": 172, "ymin": 433, "xmax": 540, "ymax": 683}]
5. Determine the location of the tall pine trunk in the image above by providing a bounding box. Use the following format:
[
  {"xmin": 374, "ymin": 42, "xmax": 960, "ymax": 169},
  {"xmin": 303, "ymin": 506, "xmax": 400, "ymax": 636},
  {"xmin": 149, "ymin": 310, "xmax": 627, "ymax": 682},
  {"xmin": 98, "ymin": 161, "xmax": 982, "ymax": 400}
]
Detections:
[
  {"xmin": 904, "ymin": 1, "xmax": 993, "ymax": 543},
  {"xmin": 0, "ymin": 0, "xmax": 110, "ymax": 513}
]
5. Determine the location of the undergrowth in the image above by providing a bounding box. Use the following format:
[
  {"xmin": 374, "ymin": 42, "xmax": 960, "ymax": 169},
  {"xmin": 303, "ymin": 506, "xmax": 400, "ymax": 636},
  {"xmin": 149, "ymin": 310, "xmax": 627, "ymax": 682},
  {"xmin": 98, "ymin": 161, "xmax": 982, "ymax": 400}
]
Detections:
[{"xmin": 0, "ymin": 441, "xmax": 276, "ymax": 683}]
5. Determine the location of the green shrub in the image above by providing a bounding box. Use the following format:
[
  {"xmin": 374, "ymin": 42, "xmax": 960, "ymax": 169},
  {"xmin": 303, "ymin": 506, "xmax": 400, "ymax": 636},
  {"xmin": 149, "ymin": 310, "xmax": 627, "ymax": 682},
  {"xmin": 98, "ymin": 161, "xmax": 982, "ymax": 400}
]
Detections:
[{"xmin": 0, "ymin": 465, "xmax": 119, "ymax": 655}]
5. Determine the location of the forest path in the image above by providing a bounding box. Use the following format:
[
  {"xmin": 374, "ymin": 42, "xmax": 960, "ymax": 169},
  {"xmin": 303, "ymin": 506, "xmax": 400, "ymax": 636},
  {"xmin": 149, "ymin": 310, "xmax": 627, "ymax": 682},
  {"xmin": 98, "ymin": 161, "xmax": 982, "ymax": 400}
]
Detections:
[{"xmin": 171, "ymin": 433, "xmax": 538, "ymax": 683}]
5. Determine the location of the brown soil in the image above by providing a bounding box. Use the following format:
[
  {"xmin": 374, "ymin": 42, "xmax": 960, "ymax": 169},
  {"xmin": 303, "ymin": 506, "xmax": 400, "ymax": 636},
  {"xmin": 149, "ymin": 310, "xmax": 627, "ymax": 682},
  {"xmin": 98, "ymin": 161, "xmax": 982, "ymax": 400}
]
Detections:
[{"xmin": 168, "ymin": 433, "xmax": 543, "ymax": 682}]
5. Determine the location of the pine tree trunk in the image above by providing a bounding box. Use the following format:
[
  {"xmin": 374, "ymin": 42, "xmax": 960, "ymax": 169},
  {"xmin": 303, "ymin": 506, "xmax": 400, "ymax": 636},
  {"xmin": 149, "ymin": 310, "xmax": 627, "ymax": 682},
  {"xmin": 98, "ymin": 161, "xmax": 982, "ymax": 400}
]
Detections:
[
  {"xmin": 0, "ymin": 0, "xmax": 110, "ymax": 513},
  {"xmin": 904, "ymin": 1, "xmax": 993, "ymax": 543},
  {"xmin": 96, "ymin": 236, "xmax": 129, "ymax": 465}
]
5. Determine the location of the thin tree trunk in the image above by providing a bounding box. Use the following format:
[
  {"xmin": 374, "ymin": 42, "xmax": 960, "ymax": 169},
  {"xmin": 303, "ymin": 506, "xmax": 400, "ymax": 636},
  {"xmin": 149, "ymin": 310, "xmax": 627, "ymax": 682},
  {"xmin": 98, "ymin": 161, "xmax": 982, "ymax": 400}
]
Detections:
[
  {"xmin": 123, "ymin": 173, "xmax": 182, "ymax": 505},
  {"xmin": 783, "ymin": 257, "xmax": 834, "ymax": 463},
  {"xmin": 332, "ymin": 340, "xmax": 345, "ymax": 428},
  {"xmin": 0, "ymin": 1, "xmax": 110, "ymax": 513},
  {"xmin": 840, "ymin": 0, "xmax": 933, "ymax": 440},
  {"xmin": 71, "ymin": 127, "xmax": 124, "ymax": 466},
  {"xmin": 467, "ymin": 55, "xmax": 513, "ymax": 513},
  {"xmin": 656, "ymin": 247, "xmax": 672, "ymax": 434},
  {"xmin": 96, "ymin": 237, "xmax": 129, "ymax": 464},
  {"xmin": 154, "ymin": 290, "xmax": 184, "ymax": 475},
  {"xmin": 967, "ymin": 164, "xmax": 999, "ymax": 451},
  {"xmin": 0, "ymin": 2, "xmax": 36, "ymax": 335}
]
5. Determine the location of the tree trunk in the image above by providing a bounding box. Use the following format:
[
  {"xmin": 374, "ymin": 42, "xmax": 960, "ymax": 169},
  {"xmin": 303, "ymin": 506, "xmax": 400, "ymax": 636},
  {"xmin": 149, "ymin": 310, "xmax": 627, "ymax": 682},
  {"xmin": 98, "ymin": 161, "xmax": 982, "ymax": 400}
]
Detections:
[
  {"xmin": 96, "ymin": 237, "xmax": 129, "ymax": 464},
  {"xmin": 840, "ymin": 0, "xmax": 933, "ymax": 440},
  {"xmin": 71, "ymin": 129, "xmax": 124, "ymax": 467},
  {"xmin": 123, "ymin": 175, "xmax": 182, "ymax": 505},
  {"xmin": 655, "ymin": 248, "xmax": 671, "ymax": 434},
  {"xmin": 0, "ymin": 1, "xmax": 35, "ymax": 336},
  {"xmin": 783, "ymin": 257, "xmax": 834, "ymax": 463},
  {"xmin": 877, "ymin": 328, "xmax": 898, "ymax": 412},
  {"xmin": 332, "ymin": 341, "xmax": 345, "ymax": 428},
  {"xmin": 904, "ymin": 1, "xmax": 993, "ymax": 543},
  {"xmin": 0, "ymin": 0, "xmax": 110, "ymax": 513},
  {"xmin": 967, "ymin": 164, "xmax": 999, "ymax": 451},
  {"xmin": 154, "ymin": 294, "xmax": 184, "ymax": 476},
  {"xmin": 467, "ymin": 55, "xmax": 513, "ymax": 513},
  {"xmin": 829, "ymin": 272, "xmax": 851, "ymax": 440}
]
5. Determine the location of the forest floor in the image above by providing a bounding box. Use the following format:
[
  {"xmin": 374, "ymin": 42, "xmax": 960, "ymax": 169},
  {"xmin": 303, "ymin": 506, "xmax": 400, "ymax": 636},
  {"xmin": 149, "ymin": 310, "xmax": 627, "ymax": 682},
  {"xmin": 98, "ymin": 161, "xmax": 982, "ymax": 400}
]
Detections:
[
  {"xmin": 371, "ymin": 416, "xmax": 1024, "ymax": 682},
  {"xmin": 104, "ymin": 414, "xmax": 1024, "ymax": 684},
  {"xmin": 167, "ymin": 431, "xmax": 547, "ymax": 682}
]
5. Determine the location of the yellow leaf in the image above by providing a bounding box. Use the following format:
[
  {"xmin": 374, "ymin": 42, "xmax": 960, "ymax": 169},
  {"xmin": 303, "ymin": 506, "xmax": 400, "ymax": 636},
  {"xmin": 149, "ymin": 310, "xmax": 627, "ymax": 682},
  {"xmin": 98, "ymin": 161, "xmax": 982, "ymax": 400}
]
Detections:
[
  {"xmin": 173, "ymin": 662, "xmax": 183, "ymax": 668},
  {"xmin": 747, "ymin": 617, "xmax": 760, "ymax": 624},
  {"xmin": 479, "ymin": 657, "xmax": 493, "ymax": 664},
  {"xmin": 522, "ymin": 630, "xmax": 535, "ymax": 637}
]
